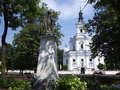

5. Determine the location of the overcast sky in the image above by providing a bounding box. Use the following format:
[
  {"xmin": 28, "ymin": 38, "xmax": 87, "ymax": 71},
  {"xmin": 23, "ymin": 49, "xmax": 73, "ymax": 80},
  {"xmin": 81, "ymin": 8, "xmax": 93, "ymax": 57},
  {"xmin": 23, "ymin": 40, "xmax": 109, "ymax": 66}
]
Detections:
[{"xmin": 0, "ymin": 0, "xmax": 94, "ymax": 48}]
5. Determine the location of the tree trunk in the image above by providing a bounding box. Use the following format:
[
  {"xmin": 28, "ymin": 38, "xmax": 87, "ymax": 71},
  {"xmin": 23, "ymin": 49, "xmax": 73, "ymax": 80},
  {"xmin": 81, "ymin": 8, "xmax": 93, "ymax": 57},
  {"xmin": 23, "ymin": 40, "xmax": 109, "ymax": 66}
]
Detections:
[
  {"xmin": 1, "ymin": 45, "xmax": 7, "ymax": 84},
  {"xmin": 1, "ymin": 6, "xmax": 8, "ymax": 84}
]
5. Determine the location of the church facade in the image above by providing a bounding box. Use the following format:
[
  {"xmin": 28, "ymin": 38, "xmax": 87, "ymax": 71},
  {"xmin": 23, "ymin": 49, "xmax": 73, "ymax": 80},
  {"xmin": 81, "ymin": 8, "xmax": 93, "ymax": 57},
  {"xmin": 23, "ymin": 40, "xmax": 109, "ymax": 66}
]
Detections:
[{"xmin": 63, "ymin": 10, "xmax": 104, "ymax": 71}]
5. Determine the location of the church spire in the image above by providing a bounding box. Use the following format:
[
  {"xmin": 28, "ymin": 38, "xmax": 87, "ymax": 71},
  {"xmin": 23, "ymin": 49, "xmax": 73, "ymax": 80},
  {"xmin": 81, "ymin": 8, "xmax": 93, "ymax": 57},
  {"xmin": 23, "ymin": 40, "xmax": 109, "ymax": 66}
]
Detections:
[{"xmin": 78, "ymin": 10, "xmax": 84, "ymax": 22}]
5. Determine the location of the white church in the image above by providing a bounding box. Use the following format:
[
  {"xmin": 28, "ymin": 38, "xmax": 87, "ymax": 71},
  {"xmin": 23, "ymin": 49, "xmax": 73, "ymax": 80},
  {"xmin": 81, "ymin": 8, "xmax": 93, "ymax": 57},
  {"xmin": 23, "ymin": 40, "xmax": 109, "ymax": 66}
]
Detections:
[{"xmin": 63, "ymin": 10, "xmax": 104, "ymax": 71}]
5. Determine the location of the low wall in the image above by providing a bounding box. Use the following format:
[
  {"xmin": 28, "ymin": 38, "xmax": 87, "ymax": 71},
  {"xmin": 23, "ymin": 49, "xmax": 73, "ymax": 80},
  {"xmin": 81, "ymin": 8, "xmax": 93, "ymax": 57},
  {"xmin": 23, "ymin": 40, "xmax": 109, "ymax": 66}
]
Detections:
[
  {"xmin": 1, "ymin": 70, "xmax": 120, "ymax": 75},
  {"xmin": 58, "ymin": 70, "xmax": 120, "ymax": 75}
]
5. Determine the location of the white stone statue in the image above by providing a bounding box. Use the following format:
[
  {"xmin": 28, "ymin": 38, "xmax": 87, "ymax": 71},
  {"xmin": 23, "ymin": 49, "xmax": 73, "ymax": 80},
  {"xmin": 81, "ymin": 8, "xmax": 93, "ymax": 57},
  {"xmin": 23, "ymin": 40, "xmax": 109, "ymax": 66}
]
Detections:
[{"xmin": 36, "ymin": 35, "xmax": 58, "ymax": 82}]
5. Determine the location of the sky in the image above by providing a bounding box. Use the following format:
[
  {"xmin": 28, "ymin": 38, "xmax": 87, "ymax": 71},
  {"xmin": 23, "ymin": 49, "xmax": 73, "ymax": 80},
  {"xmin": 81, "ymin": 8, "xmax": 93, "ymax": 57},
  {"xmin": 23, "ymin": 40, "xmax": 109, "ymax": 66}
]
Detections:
[
  {"xmin": 0, "ymin": 0, "xmax": 94, "ymax": 48},
  {"xmin": 42, "ymin": 0, "xmax": 95, "ymax": 48}
]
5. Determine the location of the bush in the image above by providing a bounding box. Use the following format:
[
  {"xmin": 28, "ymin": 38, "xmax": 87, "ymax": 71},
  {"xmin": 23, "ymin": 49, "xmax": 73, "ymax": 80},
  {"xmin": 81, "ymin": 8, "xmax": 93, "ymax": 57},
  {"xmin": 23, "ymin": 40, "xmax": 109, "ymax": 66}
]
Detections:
[
  {"xmin": 0, "ymin": 77, "xmax": 32, "ymax": 90},
  {"xmin": 62, "ymin": 65, "xmax": 67, "ymax": 70},
  {"xmin": 55, "ymin": 75, "xmax": 87, "ymax": 90},
  {"xmin": 100, "ymin": 85, "xmax": 115, "ymax": 90},
  {"xmin": 97, "ymin": 63, "xmax": 106, "ymax": 70},
  {"xmin": 82, "ymin": 76, "xmax": 120, "ymax": 90},
  {"xmin": 8, "ymin": 79, "xmax": 32, "ymax": 90},
  {"xmin": 0, "ymin": 77, "xmax": 14, "ymax": 88}
]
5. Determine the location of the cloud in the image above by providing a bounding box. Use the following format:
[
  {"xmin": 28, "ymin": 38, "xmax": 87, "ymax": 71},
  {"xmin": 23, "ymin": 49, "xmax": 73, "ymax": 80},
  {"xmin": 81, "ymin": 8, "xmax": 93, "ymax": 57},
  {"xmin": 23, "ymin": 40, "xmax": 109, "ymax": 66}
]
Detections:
[{"xmin": 42, "ymin": 0, "xmax": 94, "ymax": 20}]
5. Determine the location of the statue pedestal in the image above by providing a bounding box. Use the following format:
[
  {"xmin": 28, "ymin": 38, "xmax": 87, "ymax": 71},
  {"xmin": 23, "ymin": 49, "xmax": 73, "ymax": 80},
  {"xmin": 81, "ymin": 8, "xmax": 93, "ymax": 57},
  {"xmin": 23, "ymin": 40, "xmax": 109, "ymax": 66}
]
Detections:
[{"xmin": 33, "ymin": 34, "xmax": 58, "ymax": 89}]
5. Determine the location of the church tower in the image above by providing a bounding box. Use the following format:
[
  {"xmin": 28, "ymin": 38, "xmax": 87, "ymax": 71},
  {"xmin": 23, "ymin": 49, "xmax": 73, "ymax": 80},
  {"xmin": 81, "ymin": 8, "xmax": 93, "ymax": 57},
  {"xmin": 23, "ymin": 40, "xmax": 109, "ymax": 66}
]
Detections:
[
  {"xmin": 75, "ymin": 10, "xmax": 89, "ymax": 51},
  {"xmin": 63, "ymin": 9, "xmax": 104, "ymax": 71},
  {"xmin": 76, "ymin": 10, "xmax": 86, "ymax": 34}
]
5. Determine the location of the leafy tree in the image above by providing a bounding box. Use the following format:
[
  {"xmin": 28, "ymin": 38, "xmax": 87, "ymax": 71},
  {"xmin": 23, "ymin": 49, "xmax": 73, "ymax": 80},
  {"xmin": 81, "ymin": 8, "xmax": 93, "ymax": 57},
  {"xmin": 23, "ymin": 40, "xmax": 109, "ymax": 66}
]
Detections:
[
  {"xmin": 13, "ymin": 5, "xmax": 62, "ymax": 73},
  {"xmin": 0, "ymin": 46, "xmax": 2, "ymax": 72},
  {"xmin": 13, "ymin": 25, "xmax": 40, "ymax": 72},
  {"xmin": 6, "ymin": 44, "xmax": 15, "ymax": 71},
  {"xmin": 87, "ymin": 0, "xmax": 120, "ymax": 69},
  {"xmin": 0, "ymin": 0, "xmax": 40, "ymax": 82}
]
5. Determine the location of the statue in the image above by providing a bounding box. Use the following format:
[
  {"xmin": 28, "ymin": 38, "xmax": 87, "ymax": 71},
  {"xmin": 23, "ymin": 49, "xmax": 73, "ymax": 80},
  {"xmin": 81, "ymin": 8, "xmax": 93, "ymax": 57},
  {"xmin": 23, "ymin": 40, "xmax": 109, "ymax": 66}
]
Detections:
[{"xmin": 33, "ymin": 10, "xmax": 59, "ymax": 90}]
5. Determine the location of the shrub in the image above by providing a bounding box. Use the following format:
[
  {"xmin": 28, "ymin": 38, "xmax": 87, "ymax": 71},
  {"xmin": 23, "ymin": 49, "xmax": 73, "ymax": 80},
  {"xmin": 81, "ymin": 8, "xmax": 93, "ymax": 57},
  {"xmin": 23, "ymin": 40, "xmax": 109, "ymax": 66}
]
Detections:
[
  {"xmin": 55, "ymin": 75, "xmax": 87, "ymax": 90},
  {"xmin": 97, "ymin": 63, "xmax": 106, "ymax": 70},
  {"xmin": 62, "ymin": 65, "xmax": 67, "ymax": 70},
  {"xmin": 100, "ymin": 85, "xmax": 115, "ymax": 90},
  {"xmin": 0, "ymin": 77, "xmax": 14, "ymax": 88},
  {"xmin": 0, "ymin": 78, "xmax": 7, "ymax": 88},
  {"xmin": 8, "ymin": 79, "xmax": 32, "ymax": 90}
]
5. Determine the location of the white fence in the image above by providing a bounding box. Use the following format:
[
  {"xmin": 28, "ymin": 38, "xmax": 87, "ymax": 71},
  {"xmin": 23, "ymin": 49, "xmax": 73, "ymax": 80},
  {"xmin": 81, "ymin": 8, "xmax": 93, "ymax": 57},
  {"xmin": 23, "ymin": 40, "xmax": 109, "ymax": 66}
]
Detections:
[
  {"xmin": 58, "ymin": 70, "xmax": 120, "ymax": 75},
  {"xmin": 0, "ymin": 70, "xmax": 120, "ymax": 75}
]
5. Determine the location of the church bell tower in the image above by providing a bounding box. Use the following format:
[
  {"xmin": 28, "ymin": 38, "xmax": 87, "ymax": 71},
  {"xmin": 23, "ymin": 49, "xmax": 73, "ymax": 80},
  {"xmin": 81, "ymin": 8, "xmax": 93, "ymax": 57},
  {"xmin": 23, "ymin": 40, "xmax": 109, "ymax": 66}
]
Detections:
[
  {"xmin": 75, "ymin": 10, "xmax": 87, "ymax": 51},
  {"xmin": 76, "ymin": 10, "xmax": 86, "ymax": 35}
]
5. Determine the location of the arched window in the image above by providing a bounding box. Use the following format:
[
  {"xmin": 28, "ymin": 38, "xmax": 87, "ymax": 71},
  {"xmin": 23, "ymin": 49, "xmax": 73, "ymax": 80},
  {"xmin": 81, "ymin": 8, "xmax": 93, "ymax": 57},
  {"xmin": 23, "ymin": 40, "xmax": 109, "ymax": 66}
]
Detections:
[
  {"xmin": 90, "ymin": 59, "xmax": 92, "ymax": 61},
  {"xmin": 80, "ymin": 29, "xmax": 83, "ymax": 33},
  {"xmin": 81, "ymin": 44, "xmax": 83, "ymax": 49},
  {"xmin": 73, "ymin": 59, "xmax": 76, "ymax": 62},
  {"xmin": 81, "ymin": 59, "xmax": 84, "ymax": 62},
  {"xmin": 73, "ymin": 59, "xmax": 76, "ymax": 67},
  {"xmin": 89, "ymin": 59, "xmax": 94, "ymax": 68}
]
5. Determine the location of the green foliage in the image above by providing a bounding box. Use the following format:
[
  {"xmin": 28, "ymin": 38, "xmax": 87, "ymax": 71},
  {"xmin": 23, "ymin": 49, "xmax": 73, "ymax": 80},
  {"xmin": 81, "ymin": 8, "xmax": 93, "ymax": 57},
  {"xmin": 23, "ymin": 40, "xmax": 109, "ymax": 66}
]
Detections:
[
  {"xmin": 80, "ymin": 75, "xmax": 120, "ymax": 90},
  {"xmin": 62, "ymin": 65, "xmax": 68, "ymax": 70},
  {"xmin": 0, "ymin": 0, "xmax": 40, "ymax": 28},
  {"xmin": 13, "ymin": 26, "xmax": 40, "ymax": 70},
  {"xmin": 0, "ymin": 77, "xmax": 32, "ymax": 90},
  {"xmin": 0, "ymin": 78, "xmax": 8, "ymax": 88},
  {"xmin": 55, "ymin": 75, "xmax": 87, "ymax": 90},
  {"xmin": 97, "ymin": 63, "xmax": 106, "ymax": 70},
  {"xmin": 87, "ymin": 0, "xmax": 120, "ymax": 70},
  {"xmin": 8, "ymin": 79, "xmax": 32, "ymax": 90},
  {"xmin": 0, "ymin": 0, "xmax": 41, "ymax": 84},
  {"xmin": 6, "ymin": 44, "xmax": 15, "ymax": 70},
  {"xmin": 12, "ymin": 5, "xmax": 62, "ymax": 71},
  {"xmin": 100, "ymin": 85, "xmax": 115, "ymax": 90},
  {"xmin": 0, "ymin": 76, "xmax": 16, "ymax": 88}
]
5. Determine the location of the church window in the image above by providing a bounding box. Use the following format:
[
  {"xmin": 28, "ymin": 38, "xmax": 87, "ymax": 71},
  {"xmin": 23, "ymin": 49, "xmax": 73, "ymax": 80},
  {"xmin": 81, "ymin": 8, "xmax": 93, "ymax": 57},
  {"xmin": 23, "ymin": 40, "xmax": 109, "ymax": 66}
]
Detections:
[
  {"xmin": 80, "ymin": 29, "xmax": 83, "ymax": 33},
  {"xmin": 89, "ymin": 59, "xmax": 94, "ymax": 68},
  {"xmin": 98, "ymin": 59, "xmax": 100, "ymax": 61},
  {"xmin": 81, "ymin": 59, "xmax": 84, "ymax": 62},
  {"xmin": 73, "ymin": 59, "xmax": 76, "ymax": 62},
  {"xmin": 73, "ymin": 59, "xmax": 77, "ymax": 67},
  {"xmin": 90, "ymin": 59, "xmax": 92, "ymax": 61},
  {"xmin": 81, "ymin": 44, "xmax": 83, "ymax": 49},
  {"xmin": 98, "ymin": 59, "xmax": 100, "ymax": 63}
]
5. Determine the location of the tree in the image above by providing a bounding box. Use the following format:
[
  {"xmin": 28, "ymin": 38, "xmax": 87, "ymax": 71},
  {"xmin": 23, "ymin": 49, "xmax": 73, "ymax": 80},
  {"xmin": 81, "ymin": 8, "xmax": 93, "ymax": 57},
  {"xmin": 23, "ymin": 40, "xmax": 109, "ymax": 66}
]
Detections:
[
  {"xmin": 13, "ymin": 5, "xmax": 62, "ymax": 73},
  {"xmin": 0, "ymin": 0, "xmax": 40, "ymax": 83},
  {"xmin": 0, "ymin": 46, "xmax": 2, "ymax": 72},
  {"xmin": 13, "ymin": 24, "xmax": 40, "ymax": 73},
  {"xmin": 87, "ymin": 0, "xmax": 120, "ymax": 69},
  {"xmin": 6, "ymin": 44, "xmax": 15, "ymax": 71}
]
